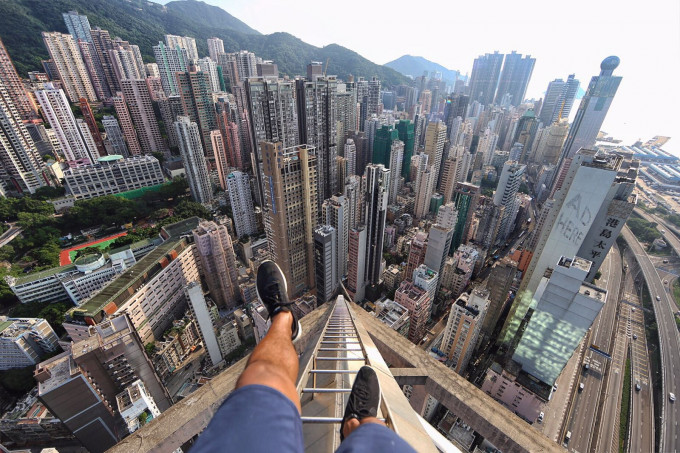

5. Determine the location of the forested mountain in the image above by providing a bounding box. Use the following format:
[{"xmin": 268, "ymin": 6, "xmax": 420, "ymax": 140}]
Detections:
[
  {"xmin": 0, "ymin": 0, "xmax": 409, "ymax": 85},
  {"xmin": 385, "ymin": 55, "xmax": 463, "ymax": 83}
]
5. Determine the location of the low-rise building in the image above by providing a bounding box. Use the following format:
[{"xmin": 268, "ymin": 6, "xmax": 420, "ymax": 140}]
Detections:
[
  {"xmin": 63, "ymin": 155, "xmax": 165, "ymax": 199},
  {"xmin": 0, "ymin": 317, "xmax": 59, "ymax": 370},
  {"xmin": 373, "ymin": 298, "xmax": 410, "ymax": 337},
  {"xmin": 116, "ymin": 380, "xmax": 161, "ymax": 434},
  {"xmin": 216, "ymin": 321, "xmax": 241, "ymax": 357}
]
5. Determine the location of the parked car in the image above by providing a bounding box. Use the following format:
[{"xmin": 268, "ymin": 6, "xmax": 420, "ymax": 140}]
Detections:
[
  {"xmin": 635, "ymin": 383, "xmax": 641, "ymax": 392},
  {"xmin": 670, "ymin": 393, "xmax": 676, "ymax": 402},
  {"xmin": 537, "ymin": 412, "xmax": 544, "ymax": 423}
]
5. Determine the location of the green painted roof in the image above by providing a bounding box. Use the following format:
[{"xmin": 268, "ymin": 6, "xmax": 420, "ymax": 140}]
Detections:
[{"xmin": 0, "ymin": 321, "xmax": 13, "ymax": 333}]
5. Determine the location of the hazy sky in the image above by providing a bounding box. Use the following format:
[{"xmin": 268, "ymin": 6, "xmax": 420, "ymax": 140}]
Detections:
[{"xmin": 163, "ymin": 0, "xmax": 680, "ymax": 155}]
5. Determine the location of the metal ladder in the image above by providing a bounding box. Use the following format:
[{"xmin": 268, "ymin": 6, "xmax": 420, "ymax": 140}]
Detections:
[{"xmin": 297, "ymin": 296, "xmax": 389, "ymax": 451}]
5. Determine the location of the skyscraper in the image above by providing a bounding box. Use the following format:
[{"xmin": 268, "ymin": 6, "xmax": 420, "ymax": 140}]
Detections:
[
  {"xmin": 185, "ymin": 281, "xmax": 223, "ymax": 366},
  {"xmin": 227, "ymin": 171, "xmax": 257, "ymax": 239},
  {"xmin": 347, "ymin": 226, "xmax": 367, "ymax": 302},
  {"xmin": 388, "ymin": 140, "xmax": 404, "ymax": 205},
  {"xmin": 414, "ymin": 165, "xmax": 436, "ymax": 219},
  {"xmin": 35, "ymin": 85, "xmax": 98, "ymax": 163},
  {"xmin": 164, "ymin": 34, "xmax": 198, "ymax": 61},
  {"xmin": 538, "ymin": 74, "xmax": 579, "ymax": 127},
  {"xmin": 296, "ymin": 76, "xmax": 338, "ymax": 203},
  {"xmin": 560, "ymin": 56, "xmax": 622, "ymax": 160},
  {"xmin": 175, "ymin": 116, "xmax": 213, "ymax": 204},
  {"xmin": 440, "ymin": 288, "xmax": 489, "ymax": 373},
  {"xmin": 153, "ymin": 42, "xmax": 189, "ymax": 96},
  {"xmin": 494, "ymin": 51, "xmax": 535, "ymax": 107},
  {"xmin": 372, "ymin": 125, "xmax": 398, "ymax": 168},
  {"xmin": 192, "ymin": 221, "xmax": 240, "ymax": 310},
  {"xmin": 364, "ymin": 164, "xmax": 390, "ymax": 294},
  {"xmin": 314, "ymin": 225, "xmax": 338, "ymax": 304},
  {"xmin": 512, "ymin": 256, "xmax": 605, "ymax": 386},
  {"xmin": 395, "ymin": 120, "xmax": 415, "ymax": 178},
  {"xmin": 102, "ymin": 115, "xmax": 128, "ymax": 156},
  {"xmin": 177, "ymin": 71, "xmax": 218, "ymax": 156},
  {"xmin": 321, "ymin": 195, "xmax": 349, "ymax": 281},
  {"xmin": 493, "ymin": 160, "xmax": 526, "ymax": 243},
  {"xmin": 468, "ymin": 52, "xmax": 504, "ymax": 106},
  {"xmin": 79, "ymin": 98, "xmax": 106, "ymax": 157},
  {"xmin": 0, "ymin": 38, "xmax": 37, "ymax": 120},
  {"xmin": 395, "ymin": 281, "xmax": 431, "ymax": 344},
  {"xmin": 121, "ymin": 79, "xmax": 166, "ymax": 154},
  {"xmin": 112, "ymin": 93, "xmax": 142, "ymax": 155},
  {"xmin": 41, "ymin": 32, "xmax": 97, "ymax": 102},
  {"xmin": 207, "ymin": 37, "xmax": 225, "ymax": 62},
  {"xmin": 336, "ymin": 82, "xmax": 357, "ymax": 148},
  {"xmin": 246, "ymin": 78, "xmax": 299, "ymax": 205},
  {"xmin": 344, "ymin": 139, "xmax": 356, "ymax": 176},
  {"xmin": 261, "ymin": 143, "xmax": 318, "ymax": 298},
  {"xmin": 423, "ymin": 121, "xmax": 447, "ymax": 189},
  {"xmin": 405, "ymin": 231, "xmax": 429, "ymax": 278},
  {"xmin": 62, "ymin": 11, "xmax": 92, "ymax": 43}
]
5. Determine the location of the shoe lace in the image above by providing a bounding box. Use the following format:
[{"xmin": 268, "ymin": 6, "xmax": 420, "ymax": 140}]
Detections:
[{"xmin": 264, "ymin": 281, "xmax": 290, "ymax": 307}]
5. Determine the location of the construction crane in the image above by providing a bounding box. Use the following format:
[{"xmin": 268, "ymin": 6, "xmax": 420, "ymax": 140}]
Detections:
[{"xmin": 323, "ymin": 58, "xmax": 330, "ymax": 77}]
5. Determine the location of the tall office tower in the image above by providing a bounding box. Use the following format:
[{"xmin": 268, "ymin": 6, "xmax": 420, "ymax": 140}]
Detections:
[
  {"xmin": 530, "ymin": 119, "xmax": 569, "ymax": 166},
  {"xmin": 419, "ymin": 89, "xmax": 432, "ymax": 113},
  {"xmin": 468, "ymin": 52, "xmax": 504, "ymax": 106},
  {"xmin": 345, "ymin": 139, "xmax": 357, "ymax": 176},
  {"xmin": 153, "ymin": 42, "xmax": 189, "ymax": 96},
  {"xmin": 367, "ymin": 76, "xmax": 381, "ymax": 115},
  {"xmin": 79, "ymin": 98, "xmax": 106, "ymax": 157},
  {"xmin": 314, "ymin": 225, "xmax": 338, "ymax": 304},
  {"xmin": 483, "ymin": 257, "xmax": 517, "ymax": 336},
  {"xmin": 35, "ymin": 85, "xmax": 97, "ymax": 163},
  {"xmin": 538, "ymin": 74, "xmax": 579, "ymax": 127},
  {"xmin": 185, "ymin": 281, "xmax": 223, "ymax": 365},
  {"xmin": 112, "ymin": 93, "xmax": 142, "ymax": 155},
  {"xmin": 207, "ymin": 37, "xmax": 225, "ymax": 61},
  {"xmin": 165, "ymin": 34, "xmax": 198, "ymax": 61},
  {"xmin": 451, "ymin": 182, "xmax": 480, "ymax": 250},
  {"xmin": 440, "ymin": 288, "xmax": 489, "ymax": 373},
  {"xmin": 121, "ymin": 79, "xmax": 166, "ymax": 154},
  {"xmin": 395, "ymin": 120, "xmax": 415, "ymax": 178},
  {"xmin": 364, "ymin": 165, "xmax": 390, "ymax": 292},
  {"xmin": 560, "ymin": 56, "xmax": 622, "ymax": 161},
  {"xmin": 77, "ymin": 40, "xmax": 109, "ymax": 101},
  {"xmin": 501, "ymin": 150, "xmax": 630, "ymax": 346},
  {"xmin": 395, "ymin": 281, "xmax": 431, "ymax": 344},
  {"xmin": 0, "ymin": 39, "xmax": 37, "ymax": 120},
  {"xmin": 478, "ymin": 127, "xmax": 499, "ymax": 167},
  {"xmin": 296, "ymin": 76, "xmax": 338, "ymax": 204},
  {"xmin": 372, "ymin": 125, "xmax": 398, "ymax": 167},
  {"xmin": 512, "ymin": 256, "xmax": 605, "ymax": 386},
  {"xmin": 423, "ymin": 121, "xmax": 447, "ymax": 189},
  {"xmin": 0, "ymin": 79, "xmax": 48, "ymax": 195},
  {"xmin": 494, "ymin": 51, "xmax": 535, "ymax": 107},
  {"xmin": 474, "ymin": 197, "xmax": 504, "ymax": 250},
  {"xmin": 322, "ymin": 195, "xmax": 349, "ymax": 280},
  {"xmin": 493, "ymin": 160, "xmax": 526, "ymax": 243},
  {"xmin": 336, "ymin": 82, "xmax": 357, "ymax": 147},
  {"xmin": 177, "ymin": 71, "xmax": 218, "ymax": 156},
  {"xmin": 388, "ymin": 140, "xmax": 404, "ymax": 205},
  {"xmin": 347, "ymin": 226, "xmax": 367, "ymax": 302},
  {"xmin": 196, "ymin": 58, "xmax": 221, "ymax": 93},
  {"xmin": 41, "ymin": 32, "xmax": 97, "ymax": 102},
  {"xmin": 246, "ymin": 78, "xmax": 299, "ymax": 205},
  {"xmin": 227, "ymin": 171, "xmax": 258, "ymax": 238},
  {"xmin": 345, "ymin": 175, "xmax": 363, "ymax": 229},
  {"xmin": 424, "ymin": 224, "xmax": 454, "ymax": 312},
  {"xmin": 406, "ymin": 231, "xmax": 429, "ymax": 278},
  {"xmin": 414, "ymin": 166, "xmax": 436, "ymax": 218},
  {"xmin": 62, "ymin": 10, "xmax": 92, "ymax": 43},
  {"xmin": 511, "ymin": 110, "xmax": 539, "ymax": 163},
  {"xmin": 348, "ymin": 130, "xmax": 369, "ymax": 176},
  {"xmin": 175, "ymin": 116, "xmax": 213, "ymax": 203},
  {"xmin": 211, "ymin": 130, "xmax": 229, "ymax": 189},
  {"xmin": 193, "ymin": 221, "xmax": 240, "ymax": 309},
  {"xmin": 262, "ymin": 143, "xmax": 318, "ymax": 298},
  {"xmin": 101, "ymin": 115, "xmax": 128, "ymax": 156}
]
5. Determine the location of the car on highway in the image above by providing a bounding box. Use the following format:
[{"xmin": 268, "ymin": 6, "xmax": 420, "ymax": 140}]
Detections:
[
  {"xmin": 537, "ymin": 412, "xmax": 544, "ymax": 423},
  {"xmin": 656, "ymin": 295, "xmax": 661, "ymax": 301},
  {"xmin": 670, "ymin": 393, "xmax": 676, "ymax": 402},
  {"xmin": 635, "ymin": 383, "xmax": 641, "ymax": 392},
  {"xmin": 583, "ymin": 363, "xmax": 590, "ymax": 372},
  {"xmin": 578, "ymin": 382, "xmax": 584, "ymax": 392},
  {"xmin": 633, "ymin": 334, "xmax": 638, "ymax": 340}
]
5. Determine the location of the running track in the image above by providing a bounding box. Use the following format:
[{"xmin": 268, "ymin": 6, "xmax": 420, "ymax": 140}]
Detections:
[{"xmin": 59, "ymin": 232, "xmax": 128, "ymax": 266}]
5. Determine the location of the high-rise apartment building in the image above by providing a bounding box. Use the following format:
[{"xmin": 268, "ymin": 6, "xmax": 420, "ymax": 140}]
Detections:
[
  {"xmin": 388, "ymin": 140, "xmax": 404, "ymax": 205},
  {"xmin": 196, "ymin": 58, "xmax": 221, "ymax": 93},
  {"xmin": 0, "ymin": 317, "xmax": 59, "ymax": 370},
  {"xmin": 175, "ymin": 116, "xmax": 213, "ymax": 203},
  {"xmin": 424, "ymin": 223, "xmax": 454, "ymax": 302},
  {"xmin": 560, "ymin": 57, "xmax": 622, "ymax": 161},
  {"xmin": 79, "ymin": 98, "xmax": 106, "ymax": 157},
  {"xmin": 314, "ymin": 225, "xmax": 338, "ymax": 304},
  {"xmin": 364, "ymin": 164, "xmax": 390, "ymax": 291},
  {"xmin": 347, "ymin": 226, "xmax": 367, "ymax": 302},
  {"xmin": 225, "ymin": 172, "xmax": 256, "ymax": 239},
  {"xmin": 153, "ymin": 42, "xmax": 189, "ymax": 96},
  {"xmin": 531, "ymin": 119, "xmax": 569, "ymax": 166},
  {"xmin": 395, "ymin": 281, "xmax": 431, "ymax": 344},
  {"xmin": 538, "ymin": 74, "xmax": 579, "ymax": 127},
  {"xmin": 493, "ymin": 161, "xmax": 526, "ymax": 243},
  {"xmin": 177, "ymin": 71, "xmax": 218, "ymax": 155},
  {"xmin": 41, "ymin": 32, "xmax": 97, "ymax": 102},
  {"xmin": 412, "ymin": 264, "xmax": 439, "ymax": 307},
  {"xmin": 185, "ymin": 281, "xmax": 223, "ymax": 365},
  {"xmin": 372, "ymin": 125, "xmax": 399, "ymax": 168},
  {"xmin": 121, "ymin": 79, "xmax": 166, "ymax": 154},
  {"xmin": 405, "ymin": 231, "xmax": 429, "ymax": 278},
  {"xmin": 414, "ymin": 165, "xmax": 436, "ymax": 219},
  {"xmin": 0, "ymin": 38, "xmax": 37, "ymax": 120},
  {"xmin": 35, "ymin": 85, "xmax": 98, "ymax": 163},
  {"xmin": 62, "ymin": 11, "xmax": 92, "ymax": 43},
  {"xmin": 494, "ymin": 51, "xmax": 535, "ymax": 107},
  {"xmin": 512, "ymin": 256, "xmax": 605, "ymax": 386},
  {"xmin": 261, "ymin": 142, "xmax": 318, "ymax": 298},
  {"xmin": 193, "ymin": 220, "xmax": 240, "ymax": 309},
  {"xmin": 367, "ymin": 76, "xmax": 381, "ymax": 116},
  {"xmin": 336, "ymin": 82, "xmax": 357, "ymax": 148},
  {"xmin": 112, "ymin": 93, "xmax": 142, "ymax": 155},
  {"xmin": 395, "ymin": 120, "xmax": 415, "ymax": 178},
  {"xmin": 165, "ymin": 34, "xmax": 198, "ymax": 61},
  {"xmin": 296, "ymin": 76, "xmax": 338, "ymax": 203},
  {"xmin": 451, "ymin": 182, "xmax": 480, "ymax": 250},
  {"xmin": 344, "ymin": 139, "xmax": 356, "ymax": 176},
  {"xmin": 468, "ymin": 52, "xmax": 504, "ymax": 106},
  {"xmin": 440, "ymin": 288, "xmax": 489, "ymax": 373},
  {"xmin": 424, "ymin": 121, "xmax": 447, "ymax": 189},
  {"xmin": 102, "ymin": 115, "xmax": 128, "ymax": 156},
  {"xmin": 207, "ymin": 37, "xmax": 225, "ymax": 62},
  {"xmin": 321, "ymin": 195, "xmax": 349, "ymax": 281}
]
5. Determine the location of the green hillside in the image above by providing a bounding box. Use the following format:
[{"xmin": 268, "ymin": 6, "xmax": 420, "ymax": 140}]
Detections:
[{"xmin": 0, "ymin": 0, "xmax": 409, "ymax": 86}]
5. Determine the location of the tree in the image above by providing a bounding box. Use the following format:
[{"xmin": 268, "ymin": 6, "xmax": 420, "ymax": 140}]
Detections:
[
  {"xmin": 0, "ymin": 245, "xmax": 15, "ymax": 262},
  {"xmin": 0, "ymin": 366, "xmax": 36, "ymax": 394},
  {"xmin": 173, "ymin": 200, "xmax": 211, "ymax": 220},
  {"xmin": 32, "ymin": 186, "xmax": 66, "ymax": 200},
  {"xmin": 32, "ymin": 241, "xmax": 61, "ymax": 266},
  {"xmin": 145, "ymin": 342, "xmax": 156, "ymax": 356}
]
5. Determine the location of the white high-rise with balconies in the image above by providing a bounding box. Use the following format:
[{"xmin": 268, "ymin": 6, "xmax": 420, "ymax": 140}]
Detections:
[
  {"xmin": 41, "ymin": 32, "xmax": 97, "ymax": 102},
  {"xmin": 207, "ymin": 37, "xmax": 225, "ymax": 62},
  {"xmin": 175, "ymin": 116, "xmax": 213, "ymax": 204},
  {"xmin": 227, "ymin": 171, "xmax": 257, "ymax": 239}
]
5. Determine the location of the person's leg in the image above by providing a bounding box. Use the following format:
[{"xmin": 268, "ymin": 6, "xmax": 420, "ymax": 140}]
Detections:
[{"xmin": 236, "ymin": 311, "xmax": 301, "ymax": 412}]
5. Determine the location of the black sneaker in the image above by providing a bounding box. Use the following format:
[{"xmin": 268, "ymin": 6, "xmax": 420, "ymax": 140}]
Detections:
[
  {"xmin": 256, "ymin": 260, "xmax": 301, "ymax": 341},
  {"xmin": 340, "ymin": 366, "xmax": 381, "ymax": 441}
]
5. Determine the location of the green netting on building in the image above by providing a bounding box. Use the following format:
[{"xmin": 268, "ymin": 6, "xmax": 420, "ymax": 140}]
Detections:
[{"xmin": 113, "ymin": 182, "xmax": 169, "ymax": 200}]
